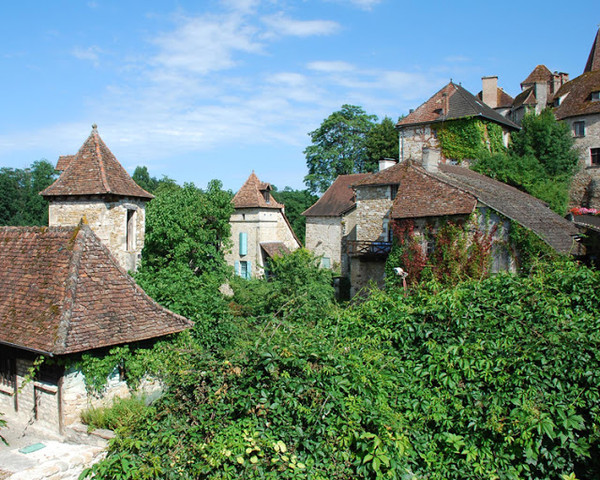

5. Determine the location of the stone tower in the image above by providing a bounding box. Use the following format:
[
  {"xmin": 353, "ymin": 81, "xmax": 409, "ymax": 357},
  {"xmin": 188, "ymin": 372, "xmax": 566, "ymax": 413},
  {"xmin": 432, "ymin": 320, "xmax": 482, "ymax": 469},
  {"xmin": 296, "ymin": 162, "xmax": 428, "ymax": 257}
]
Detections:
[{"xmin": 40, "ymin": 125, "xmax": 153, "ymax": 272}]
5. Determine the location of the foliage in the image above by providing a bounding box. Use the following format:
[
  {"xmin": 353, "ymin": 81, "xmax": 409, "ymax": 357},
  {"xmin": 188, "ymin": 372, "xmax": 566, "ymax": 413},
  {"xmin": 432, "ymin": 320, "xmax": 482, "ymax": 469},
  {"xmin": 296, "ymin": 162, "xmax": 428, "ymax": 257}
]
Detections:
[
  {"xmin": 0, "ymin": 159, "xmax": 57, "ymax": 226},
  {"xmin": 0, "ymin": 412, "xmax": 7, "ymax": 446},
  {"xmin": 365, "ymin": 116, "xmax": 400, "ymax": 166},
  {"xmin": 84, "ymin": 260, "xmax": 600, "ymax": 479},
  {"xmin": 231, "ymin": 249, "xmax": 334, "ymax": 322},
  {"xmin": 433, "ymin": 118, "xmax": 505, "ymax": 162},
  {"xmin": 508, "ymin": 220, "xmax": 557, "ymax": 273},
  {"xmin": 132, "ymin": 166, "xmax": 177, "ymax": 194},
  {"xmin": 473, "ymin": 110, "xmax": 579, "ymax": 214},
  {"xmin": 385, "ymin": 219, "xmax": 427, "ymax": 287},
  {"xmin": 271, "ymin": 187, "xmax": 318, "ymax": 245},
  {"xmin": 81, "ymin": 396, "xmax": 149, "ymax": 434},
  {"xmin": 304, "ymin": 105, "xmax": 377, "ymax": 194}
]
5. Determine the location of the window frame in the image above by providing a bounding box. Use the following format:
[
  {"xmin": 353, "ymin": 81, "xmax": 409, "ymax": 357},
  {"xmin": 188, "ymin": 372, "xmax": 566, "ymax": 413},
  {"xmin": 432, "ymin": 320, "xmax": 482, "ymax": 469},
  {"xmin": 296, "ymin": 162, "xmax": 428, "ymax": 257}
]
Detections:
[
  {"xmin": 573, "ymin": 121, "xmax": 586, "ymax": 138},
  {"xmin": 591, "ymin": 148, "xmax": 600, "ymax": 166}
]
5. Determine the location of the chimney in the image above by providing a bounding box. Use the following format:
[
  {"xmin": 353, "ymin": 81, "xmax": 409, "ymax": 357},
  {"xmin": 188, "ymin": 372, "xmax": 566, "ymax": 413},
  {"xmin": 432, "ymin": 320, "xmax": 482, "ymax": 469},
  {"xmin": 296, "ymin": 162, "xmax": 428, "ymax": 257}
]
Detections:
[
  {"xmin": 534, "ymin": 81, "xmax": 548, "ymax": 113},
  {"xmin": 422, "ymin": 148, "xmax": 440, "ymax": 173},
  {"xmin": 482, "ymin": 76, "xmax": 498, "ymax": 108},
  {"xmin": 379, "ymin": 158, "xmax": 397, "ymax": 171}
]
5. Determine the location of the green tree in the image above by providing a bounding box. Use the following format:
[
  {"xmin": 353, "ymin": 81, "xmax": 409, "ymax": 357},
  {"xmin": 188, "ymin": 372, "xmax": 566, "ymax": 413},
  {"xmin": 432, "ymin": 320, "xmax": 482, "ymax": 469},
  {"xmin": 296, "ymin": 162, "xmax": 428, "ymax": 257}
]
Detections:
[
  {"xmin": 304, "ymin": 105, "xmax": 377, "ymax": 194},
  {"xmin": 0, "ymin": 159, "xmax": 57, "ymax": 226},
  {"xmin": 132, "ymin": 165, "xmax": 176, "ymax": 194},
  {"xmin": 135, "ymin": 180, "xmax": 233, "ymax": 323},
  {"xmin": 271, "ymin": 187, "xmax": 317, "ymax": 244},
  {"xmin": 365, "ymin": 116, "xmax": 399, "ymax": 166}
]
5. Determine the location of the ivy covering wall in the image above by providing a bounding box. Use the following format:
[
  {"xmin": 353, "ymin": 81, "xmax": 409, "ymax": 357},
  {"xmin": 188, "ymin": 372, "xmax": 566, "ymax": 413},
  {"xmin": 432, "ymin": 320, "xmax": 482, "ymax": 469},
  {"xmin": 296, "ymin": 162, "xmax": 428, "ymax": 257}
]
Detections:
[{"xmin": 433, "ymin": 118, "xmax": 505, "ymax": 162}]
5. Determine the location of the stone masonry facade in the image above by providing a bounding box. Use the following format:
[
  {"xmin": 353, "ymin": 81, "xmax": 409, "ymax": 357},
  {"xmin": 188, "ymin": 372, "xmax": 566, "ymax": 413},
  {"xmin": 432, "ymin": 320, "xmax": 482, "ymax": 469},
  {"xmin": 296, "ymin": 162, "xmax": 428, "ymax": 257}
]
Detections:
[
  {"xmin": 400, "ymin": 125, "xmax": 439, "ymax": 162},
  {"xmin": 305, "ymin": 217, "xmax": 342, "ymax": 270},
  {"xmin": 48, "ymin": 197, "xmax": 146, "ymax": 272},
  {"xmin": 565, "ymin": 113, "xmax": 600, "ymax": 208}
]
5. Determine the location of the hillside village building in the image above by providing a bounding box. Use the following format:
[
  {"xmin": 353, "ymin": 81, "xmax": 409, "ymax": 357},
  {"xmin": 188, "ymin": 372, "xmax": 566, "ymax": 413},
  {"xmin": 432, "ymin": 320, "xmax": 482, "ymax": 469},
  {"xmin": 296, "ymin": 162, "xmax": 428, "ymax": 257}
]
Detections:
[
  {"xmin": 396, "ymin": 82, "xmax": 519, "ymax": 163},
  {"xmin": 227, "ymin": 172, "xmax": 300, "ymax": 279},
  {"xmin": 40, "ymin": 125, "xmax": 154, "ymax": 273},
  {"xmin": 0, "ymin": 128, "xmax": 192, "ymax": 433}
]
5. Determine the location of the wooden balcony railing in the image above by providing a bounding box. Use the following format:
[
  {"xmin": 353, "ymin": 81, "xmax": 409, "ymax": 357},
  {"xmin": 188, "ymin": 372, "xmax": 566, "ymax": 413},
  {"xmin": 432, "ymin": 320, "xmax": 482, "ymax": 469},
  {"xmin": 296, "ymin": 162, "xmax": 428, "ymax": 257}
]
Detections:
[{"xmin": 346, "ymin": 240, "xmax": 392, "ymax": 257}]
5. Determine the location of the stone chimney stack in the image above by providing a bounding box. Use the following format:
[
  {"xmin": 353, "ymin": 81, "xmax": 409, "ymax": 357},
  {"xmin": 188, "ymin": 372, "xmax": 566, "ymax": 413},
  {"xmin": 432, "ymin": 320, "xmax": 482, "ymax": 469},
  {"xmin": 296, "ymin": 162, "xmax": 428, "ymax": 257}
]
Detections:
[
  {"xmin": 422, "ymin": 148, "xmax": 440, "ymax": 173},
  {"xmin": 534, "ymin": 81, "xmax": 548, "ymax": 113},
  {"xmin": 379, "ymin": 158, "xmax": 397, "ymax": 171},
  {"xmin": 482, "ymin": 76, "xmax": 498, "ymax": 108}
]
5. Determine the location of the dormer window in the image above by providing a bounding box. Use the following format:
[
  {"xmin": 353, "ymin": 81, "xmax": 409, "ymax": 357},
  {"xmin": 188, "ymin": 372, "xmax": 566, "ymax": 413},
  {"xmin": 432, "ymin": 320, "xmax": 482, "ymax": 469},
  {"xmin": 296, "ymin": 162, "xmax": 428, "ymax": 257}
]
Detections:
[
  {"xmin": 591, "ymin": 91, "xmax": 600, "ymax": 102},
  {"xmin": 263, "ymin": 190, "xmax": 270, "ymax": 203},
  {"xmin": 389, "ymin": 184, "xmax": 399, "ymax": 200}
]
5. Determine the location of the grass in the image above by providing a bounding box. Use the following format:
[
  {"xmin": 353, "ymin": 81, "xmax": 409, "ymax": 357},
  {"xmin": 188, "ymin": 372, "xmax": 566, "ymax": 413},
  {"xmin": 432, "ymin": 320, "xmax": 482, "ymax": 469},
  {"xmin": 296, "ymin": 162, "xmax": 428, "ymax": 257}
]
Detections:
[{"xmin": 81, "ymin": 396, "xmax": 148, "ymax": 433}]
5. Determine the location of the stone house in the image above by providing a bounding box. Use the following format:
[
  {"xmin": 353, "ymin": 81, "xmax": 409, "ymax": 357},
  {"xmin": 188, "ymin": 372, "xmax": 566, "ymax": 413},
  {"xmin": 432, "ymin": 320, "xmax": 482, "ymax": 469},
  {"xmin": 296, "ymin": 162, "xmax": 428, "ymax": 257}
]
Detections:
[
  {"xmin": 302, "ymin": 172, "xmax": 370, "ymax": 276},
  {"xmin": 312, "ymin": 152, "xmax": 581, "ymax": 296},
  {"xmin": 554, "ymin": 28, "xmax": 600, "ymax": 208},
  {"xmin": 396, "ymin": 82, "xmax": 519, "ymax": 163},
  {"xmin": 226, "ymin": 172, "xmax": 301, "ymax": 279},
  {"xmin": 40, "ymin": 125, "xmax": 154, "ymax": 273},
  {"xmin": 0, "ymin": 128, "xmax": 192, "ymax": 433}
]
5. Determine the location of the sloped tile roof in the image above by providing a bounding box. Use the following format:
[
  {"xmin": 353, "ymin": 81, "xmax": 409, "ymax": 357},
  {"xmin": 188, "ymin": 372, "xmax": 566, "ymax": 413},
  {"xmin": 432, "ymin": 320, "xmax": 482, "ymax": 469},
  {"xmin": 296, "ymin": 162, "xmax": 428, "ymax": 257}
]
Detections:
[
  {"xmin": 433, "ymin": 165, "xmax": 581, "ymax": 255},
  {"xmin": 302, "ymin": 173, "xmax": 370, "ymax": 217},
  {"xmin": 397, "ymin": 82, "xmax": 519, "ymax": 130},
  {"xmin": 554, "ymin": 71, "xmax": 600, "ymax": 120},
  {"xmin": 584, "ymin": 28, "xmax": 600, "ymax": 73},
  {"xmin": 232, "ymin": 172, "xmax": 284, "ymax": 209},
  {"xmin": 40, "ymin": 127, "xmax": 153, "ymax": 200},
  {"xmin": 261, "ymin": 242, "xmax": 290, "ymax": 258},
  {"xmin": 512, "ymin": 87, "xmax": 537, "ymax": 109},
  {"xmin": 0, "ymin": 224, "xmax": 192, "ymax": 355},
  {"xmin": 386, "ymin": 162, "xmax": 477, "ymax": 219},
  {"xmin": 521, "ymin": 64, "xmax": 553, "ymax": 86}
]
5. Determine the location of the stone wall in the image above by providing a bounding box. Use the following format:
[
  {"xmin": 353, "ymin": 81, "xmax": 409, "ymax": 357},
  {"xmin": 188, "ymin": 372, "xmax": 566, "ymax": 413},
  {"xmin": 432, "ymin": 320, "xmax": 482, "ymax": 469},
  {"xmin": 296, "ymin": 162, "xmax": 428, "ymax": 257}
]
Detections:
[
  {"xmin": 227, "ymin": 208, "xmax": 301, "ymax": 278},
  {"xmin": 355, "ymin": 186, "xmax": 393, "ymax": 241},
  {"xmin": 400, "ymin": 126, "xmax": 439, "ymax": 161},
  {"xmin": 305, "ymin": 217, "xmax": 342, "ymax": 271},
  {"xmin": 565, "ymin": 114, "xmax": 600, "ymax": 208},
  {"xmin": 48, "ymin": 197, "xmax": 146, "ymax": 272}
]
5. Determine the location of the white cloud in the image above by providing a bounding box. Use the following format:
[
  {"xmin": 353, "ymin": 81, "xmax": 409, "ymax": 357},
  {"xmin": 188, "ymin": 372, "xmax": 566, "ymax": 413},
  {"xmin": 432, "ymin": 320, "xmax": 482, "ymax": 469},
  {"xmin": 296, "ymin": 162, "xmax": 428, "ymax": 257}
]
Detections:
[
  {"xmin": 262, "ymin": 13, "xmax": 340, "ymax": 37},
  {"xmin": 71, "ymin": 46, "xmax": 103, "ymax": 66},
  {"xmin": 326, "ymin": 0, "xmax": 382, "ymax": 10},
  {"xmin": 151, "ymin": 14, "xmax": 264, "ymax": 74},
  {"xmin": 307, "ymin": 60, "xmax": 355, "ymax": 72}
]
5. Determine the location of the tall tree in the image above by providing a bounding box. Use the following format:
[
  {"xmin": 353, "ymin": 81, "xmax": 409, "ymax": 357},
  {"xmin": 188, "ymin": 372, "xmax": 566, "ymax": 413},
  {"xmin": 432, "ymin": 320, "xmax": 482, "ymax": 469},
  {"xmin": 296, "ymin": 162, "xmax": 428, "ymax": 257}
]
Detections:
[
  {"xmin": 304, "ymin": 105, "xmax": 377, "ymax": 194},
  {"xmin": 132, "ymin": 165, "xmax": 176, "ymax": 194},
  {"xmin": 365, "ymin": 116, "xmax": 399, "ymax": 167},
  {"xmin": 0, "ymin": 159, "xmax": 57, "ymax": 226}
]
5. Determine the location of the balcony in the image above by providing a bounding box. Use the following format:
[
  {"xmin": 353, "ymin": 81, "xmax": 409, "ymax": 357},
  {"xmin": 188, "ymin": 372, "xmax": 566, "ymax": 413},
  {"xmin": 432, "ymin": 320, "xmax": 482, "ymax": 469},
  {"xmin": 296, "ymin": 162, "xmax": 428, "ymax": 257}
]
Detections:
[{"xmin": 346, "ymin": 240, "xmax": 392, "ymax": 258}]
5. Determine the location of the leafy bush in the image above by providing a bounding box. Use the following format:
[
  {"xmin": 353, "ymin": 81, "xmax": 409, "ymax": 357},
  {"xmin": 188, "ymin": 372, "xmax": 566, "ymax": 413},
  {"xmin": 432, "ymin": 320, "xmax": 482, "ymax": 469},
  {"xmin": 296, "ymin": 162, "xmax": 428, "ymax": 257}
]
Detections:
[
  {"xmin": 81, "ymin": 396, "xmax": 149, "ymax": 434},
  {"xmin": 84, "ymin": 260, "xmax": 600, "ymax": 479}
]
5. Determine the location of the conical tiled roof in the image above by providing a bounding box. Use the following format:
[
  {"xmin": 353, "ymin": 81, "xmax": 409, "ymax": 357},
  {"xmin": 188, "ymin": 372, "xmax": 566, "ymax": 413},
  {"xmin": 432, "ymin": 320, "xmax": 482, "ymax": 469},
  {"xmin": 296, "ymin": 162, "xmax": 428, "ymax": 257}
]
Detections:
[
  {"xmin": 41, "ymin": 126, "xmax": 153, "ymax": 199},
  {"xmin": 232, "ymin": 172, "xmax": 284, "ymax": 209},
  {"xmin": 521, "ymin": 65, "xmax": 553, "ymax": 86},
  {"xmin": 584, "ymin": 28, "xmax": 600, "ymax": 73}
]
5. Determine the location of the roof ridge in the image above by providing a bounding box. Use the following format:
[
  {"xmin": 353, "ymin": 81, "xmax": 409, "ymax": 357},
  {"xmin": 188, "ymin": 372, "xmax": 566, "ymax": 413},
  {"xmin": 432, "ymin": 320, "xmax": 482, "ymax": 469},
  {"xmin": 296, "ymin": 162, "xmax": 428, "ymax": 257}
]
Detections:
[
  {"xmin": 584, "ymin": 28, "xmax": 600, "ymax": 73},
  {"xmin": 54, "ymin": 222, "xmax": 87, "ymax": 354},
  {"xmin": 93, "ymin": 129, "xmax": 111, "ymax": 193}
]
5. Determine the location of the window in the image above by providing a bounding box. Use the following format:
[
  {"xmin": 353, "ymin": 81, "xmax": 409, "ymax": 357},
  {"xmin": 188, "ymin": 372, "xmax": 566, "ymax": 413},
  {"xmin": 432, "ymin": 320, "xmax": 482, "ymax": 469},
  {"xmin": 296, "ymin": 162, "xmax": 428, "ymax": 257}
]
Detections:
[
  {"xmin": 263, "ymin": 191, "xmax": 270, "ymax": 204},
  {"xmin": 126, "ymin": 209, "xmax": 136, "ymax": 251},
  {"xmin": 591, "ymin": 91, "xmax": 600, "ymax": 101},
  {"xmin": 592, "ymin": 148, "xmax": 600, "ymax": 166},
  {"xmin": 389, "ymin": 184, "xmax": 399, "ymax": 200},
  {"xmin": 236, "ymin": 260, "xmax": 252, "ymax": 279},
  {"xmin": 321, "ymin": 257, "xmax": 331, "ymax": 269},
  {"xmin": 0, "ymin": 355, "xmax": 15, "ymax": 388},
  {"xmin": 573, "ymin": 121, "xmax": 585, "ymax": 138}
]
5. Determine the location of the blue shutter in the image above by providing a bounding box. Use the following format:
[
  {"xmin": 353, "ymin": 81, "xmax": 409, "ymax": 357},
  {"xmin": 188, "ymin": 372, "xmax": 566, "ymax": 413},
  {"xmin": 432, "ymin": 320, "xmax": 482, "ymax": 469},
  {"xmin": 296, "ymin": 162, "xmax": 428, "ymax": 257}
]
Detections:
[
  {"xmin": 235, "ymin": 261, "xmax": 240, "ymax": 276},
  {"xmin": 247, "ymin": 261, "xmax": 252, "ymax": 279},
  {"xmin": 239, "ymin": 232, "xmax": 247, "ymax": 256}
]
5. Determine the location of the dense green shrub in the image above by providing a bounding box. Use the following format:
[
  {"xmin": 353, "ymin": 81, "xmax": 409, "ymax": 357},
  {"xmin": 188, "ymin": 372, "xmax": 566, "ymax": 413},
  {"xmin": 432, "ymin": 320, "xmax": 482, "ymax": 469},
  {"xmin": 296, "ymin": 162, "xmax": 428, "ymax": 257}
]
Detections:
[
  {"xmin": 84, "ymin": 260, "xmax": 600, "ymax": 479},
  {"xmin": 81, "ymin": 396, "xmax": 149, "ymax": 434}
]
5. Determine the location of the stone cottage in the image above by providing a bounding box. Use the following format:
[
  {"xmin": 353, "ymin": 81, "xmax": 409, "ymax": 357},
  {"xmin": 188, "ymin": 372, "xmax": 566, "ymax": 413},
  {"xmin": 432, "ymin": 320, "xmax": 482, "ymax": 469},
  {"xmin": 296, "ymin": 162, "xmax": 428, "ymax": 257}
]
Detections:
[
  {"xmin": 0, "ymin": 128, "xmax": 192, "ymax": 433},
  {"xmin": 396, "ymin": 81, "xmax": 519, "ymax": 163},
  {"xmin": 226, "ymin": 172, "xmax": 301, "ymax": 279},
  {"xmin": 554, "ymin": 28, "xmax": 600, "ymax": 208},
  {"xmin": 306, "ymin": 152, "xmax": 581, "ymax": 297},
  {"xmin": 40, "ymin": 125, "xmax": 154, "ymax": 273},
  {"xmin": 303, "ymin": 172, "xmax": 369, "ymax": 276}
]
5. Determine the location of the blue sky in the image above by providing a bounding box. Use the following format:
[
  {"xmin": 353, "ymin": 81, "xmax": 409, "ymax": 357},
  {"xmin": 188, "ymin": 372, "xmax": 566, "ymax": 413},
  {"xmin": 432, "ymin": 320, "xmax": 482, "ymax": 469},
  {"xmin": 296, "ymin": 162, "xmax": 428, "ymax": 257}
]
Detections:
[{"xmin": 1, "ymin": 0, "xmax": 597, "ymax": 192}]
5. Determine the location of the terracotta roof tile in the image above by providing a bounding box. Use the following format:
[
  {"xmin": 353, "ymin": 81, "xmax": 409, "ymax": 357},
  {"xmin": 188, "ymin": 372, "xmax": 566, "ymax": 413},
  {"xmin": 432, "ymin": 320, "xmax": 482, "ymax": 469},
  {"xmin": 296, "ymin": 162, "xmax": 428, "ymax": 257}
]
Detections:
[
  {"xmin": 233, "ymin": 172, "xmax": 284, "ymax": 209},
  {"xmin": 385, "ymin": 163, "xmax": 477, "ymax": 219},
  {"xmin": 302, "ymin": 173, "xmax": 370, "ymax": 217},
  {"xmin": 554, "ymin": 71, "xmax": 600, "ymax": 120},
  {"xmin": 56, "ymin": 155, "xmax": 75, "ymax": 172},
  {"xmin": 261, "ymin": 242, "xmax": 290, "ymax": 258},
  {"xmin": 521, "ymin": 65, "xmax": 553, "ymax": 86},
  {"xmin": 0, "ymin": 224, "xmax": 191, "ymax": 355},
  {"xmin": 41, "ymin": 127, "xmax": 153, "ymax": 200},
  {"xmin": 476, "ymin": 88, "xmax": 515, "ymax": 109},
  {"xmin": 397, "ymin": 82, "xmax": 518, "ymax": 130},
  {"xmin": 512, "ymin": 87, "xmax": 537, "ymax": 109},
  {"xmin": 434, "ymin": 165, "xmax": 581, "ymax": 255}
]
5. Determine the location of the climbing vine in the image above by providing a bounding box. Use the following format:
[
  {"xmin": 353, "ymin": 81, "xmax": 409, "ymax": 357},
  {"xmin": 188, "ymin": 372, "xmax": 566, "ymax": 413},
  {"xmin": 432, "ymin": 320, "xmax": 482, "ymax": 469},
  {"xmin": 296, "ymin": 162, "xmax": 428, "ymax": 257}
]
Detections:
[
  {"xmin": 508, "ymin": 220, "xmax": 556, "ymax": 273},
  {"xmin": 433, "ymin": 118, "xmax": 505, "ymax": 162}
]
